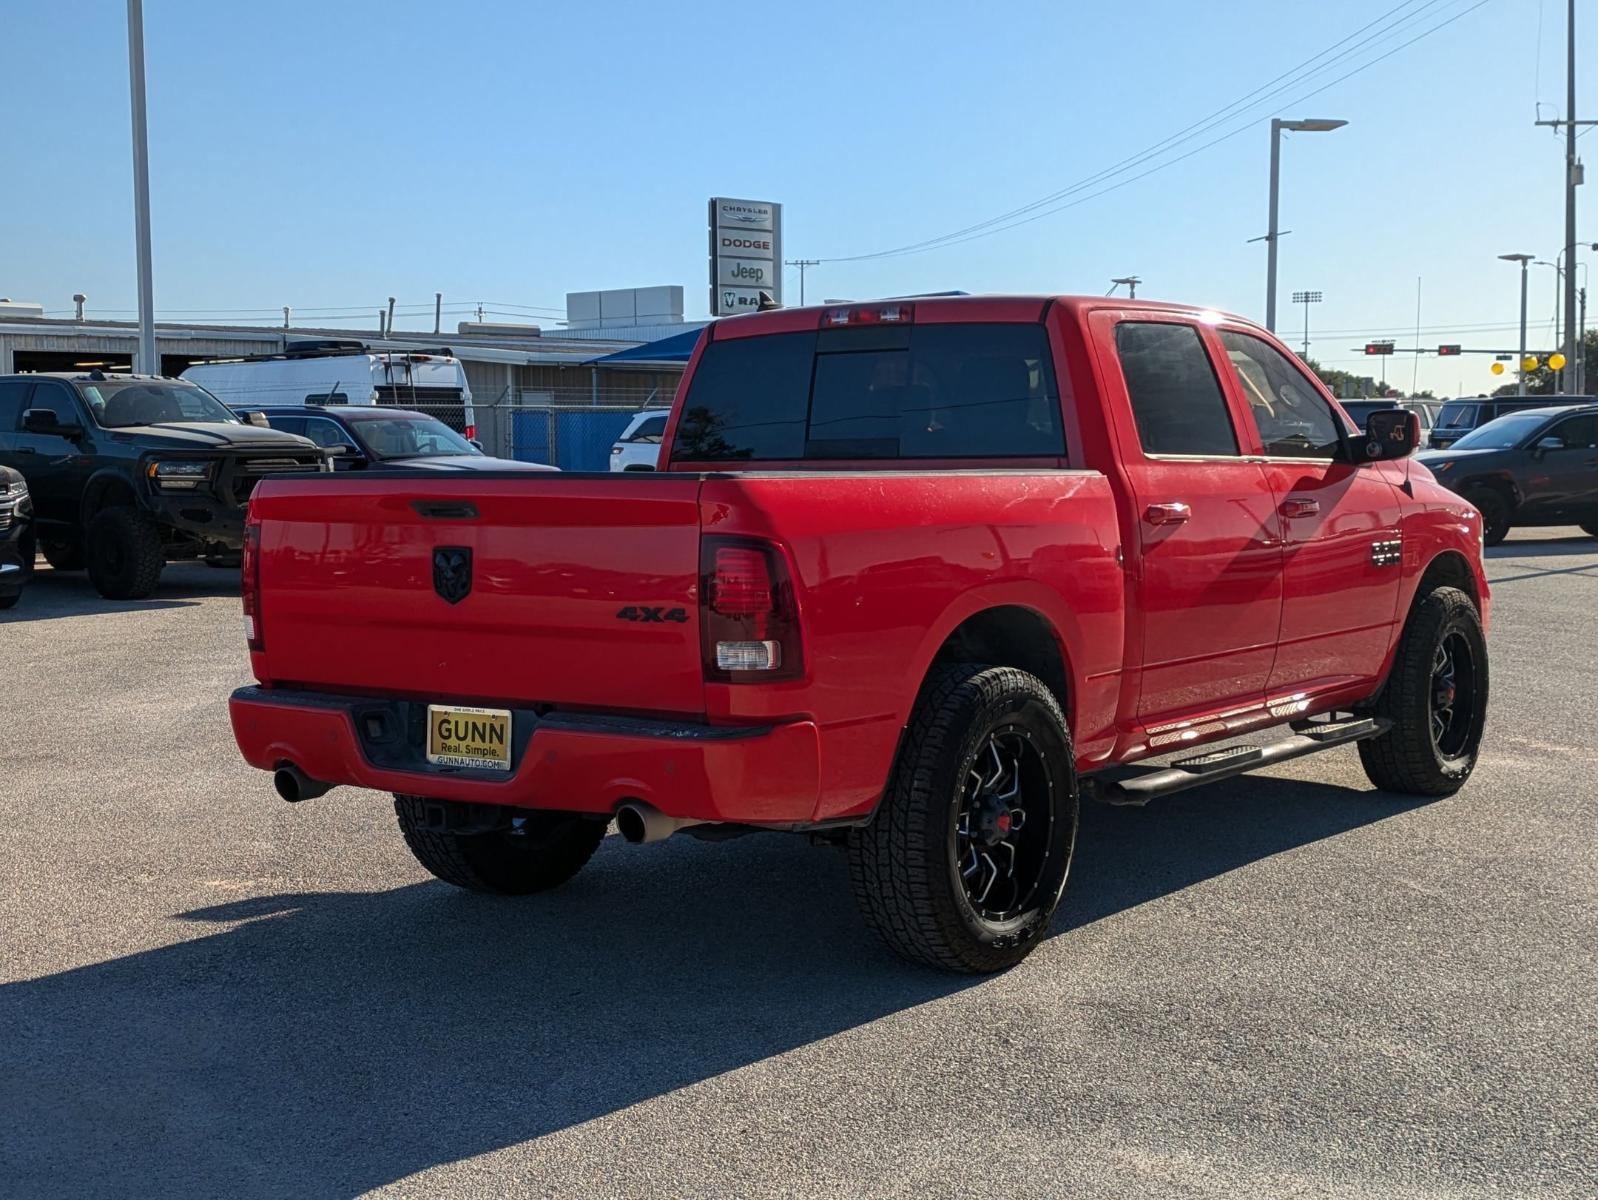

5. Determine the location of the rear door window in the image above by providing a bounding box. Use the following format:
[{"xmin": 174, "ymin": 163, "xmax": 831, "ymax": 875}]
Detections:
[
  {"xmin": 671, "ymin": 322, "xmax": 1063, "ymax": 461},
  {"xmin": 1437, "ymin": 402, "xmax": 1479, "ymax": 428},
  {"xmin": 1113, "ymin": 322, "xmax": 1240, "ymax": 457}
]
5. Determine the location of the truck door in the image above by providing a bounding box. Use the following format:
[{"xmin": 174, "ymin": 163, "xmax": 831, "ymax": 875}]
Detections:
[
  {"xmin": 8, "ymin": 379, "xmax": 95, "ymax": 531},
  {"xmin": 1214, "ymin": 327, "xmax": 1404, "ymax": 698},
  {"xmin": 1095, "ymin": 315, "xmax": 1286, "ymax": 722}
]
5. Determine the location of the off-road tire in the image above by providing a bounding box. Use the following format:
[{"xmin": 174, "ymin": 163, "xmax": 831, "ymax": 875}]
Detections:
[
  {"xmin": 40, "ymin": 539, "xmax": 84, "ymax": 571},
  {"xmin": 393, "ymin": 795, "xmax": 607, "ymax": 895},
  {"xmin": 1465, "ymin": 487, "xmax": 1511, "ymax": 546},
  {"xmin": 85, "ymin": 507, "xmax": 165, "ymax": 600},
  {"xmin": 847, "ymin": 664, "xmax": 1078, "ymax": 974},
  {"xmin": 1359, "ymin": 586, "xmax": 1488, "ymax": 796}
]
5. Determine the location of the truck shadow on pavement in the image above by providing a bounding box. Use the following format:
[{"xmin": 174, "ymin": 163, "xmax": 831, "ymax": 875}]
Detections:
[
  {"xmin": 0, "ymin": 776, "xmax": 1424, "ymax": 1197},
  {"xmin": 0, "ymin": 565, "xmax": 238, "ymax": 623}
]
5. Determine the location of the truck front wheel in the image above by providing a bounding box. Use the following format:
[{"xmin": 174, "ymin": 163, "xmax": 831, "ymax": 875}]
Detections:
[
  {"xmin": 393, "ymin": 795, "xmax": 607, "ymax": 895},
  {"xmin": 848, "ymin": 665, "xmax": 1078, "ymax": 973},
  {"xmin": 86, "ymin": 508, "xmax": 164, "ymax": 599},
  {"xmin": 1358, "ymin": 586, "xmax": 1488, "ymax": 796}
]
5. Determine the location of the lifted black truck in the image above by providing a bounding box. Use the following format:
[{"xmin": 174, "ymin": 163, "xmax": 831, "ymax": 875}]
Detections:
[{"xmin": 0, "ymin": 372, "xmax": 326, "ymax": 599}]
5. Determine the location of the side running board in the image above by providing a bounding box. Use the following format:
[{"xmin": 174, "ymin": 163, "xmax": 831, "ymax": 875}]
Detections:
[{"xmin": 1091, "ymin": 717, "xmax": 1392, "ymax": 807}]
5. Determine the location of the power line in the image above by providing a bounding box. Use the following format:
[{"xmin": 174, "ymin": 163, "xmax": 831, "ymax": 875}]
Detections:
[{"xmin": 816, "ymin": 0, "xmax": 1487, "ymax": 263}]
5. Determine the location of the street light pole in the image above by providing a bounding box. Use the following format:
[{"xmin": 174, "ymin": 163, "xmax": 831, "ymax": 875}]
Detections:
[
  {"xmin": 126, "ymin": 0, "xmax": 156, "ymax": 375},
  {"xmin": 1500, "ymin": 253, "xmax": 1533, "ymax": 397},
  {"xmin": 1262, "ymin": 118, "xmax": 1346, "ymax": 332},
  {"xmin": 1563, "ymin": 0, "xmax": 1577, "ymax": 392},
  {"xmin": 1291, "ymin": 289, "xmax": 1321, "ymax": 357}
]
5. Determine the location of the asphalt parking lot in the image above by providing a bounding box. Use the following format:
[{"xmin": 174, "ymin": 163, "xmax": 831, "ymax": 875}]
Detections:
[{"xmin": 1, "ymin": 534, "xmax": 1594, "ymax": 1199}]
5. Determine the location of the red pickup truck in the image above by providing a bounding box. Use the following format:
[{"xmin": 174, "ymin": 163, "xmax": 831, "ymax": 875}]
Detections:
[{"xmin": 230, "ymin": 296, "xmax": 1490, "ymax": 973}]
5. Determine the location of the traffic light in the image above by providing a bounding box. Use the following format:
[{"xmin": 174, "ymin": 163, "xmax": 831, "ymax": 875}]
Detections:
[
  {"xmin": 1364, "ymin": 341, "xmax": 1396, "ymax": 355},
  {"xmin": 1437, "ymin": 344, "xmax": 1462, "ymax": 356}
]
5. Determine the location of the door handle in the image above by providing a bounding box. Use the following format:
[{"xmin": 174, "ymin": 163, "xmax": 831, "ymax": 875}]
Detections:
[
  {"xmin": 1280, "ymin": 497, "xmax": 1321, "ymax": 518},
  {"xmin": 1143, "ymin": 501, "xmax": 1191, "ymax": 526}
]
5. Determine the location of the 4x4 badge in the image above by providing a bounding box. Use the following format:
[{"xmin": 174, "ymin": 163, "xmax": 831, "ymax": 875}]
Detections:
[{"xmin": 432, "ymin": 546, "xmax": 472, "ymax": 604}]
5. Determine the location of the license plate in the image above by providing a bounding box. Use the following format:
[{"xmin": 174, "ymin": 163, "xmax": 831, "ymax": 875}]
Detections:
[{"xmin": 426, "ymin": 705, "xmax": 512, "ymax": 771}]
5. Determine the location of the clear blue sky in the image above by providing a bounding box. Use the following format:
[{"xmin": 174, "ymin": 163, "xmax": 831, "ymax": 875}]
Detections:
[{"xmin": 1, "ymin": 0, "xmax": 1589, "ymax": 394}]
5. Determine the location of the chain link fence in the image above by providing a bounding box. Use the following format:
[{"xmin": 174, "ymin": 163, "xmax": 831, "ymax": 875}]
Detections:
[{"xmin": 487, "ymin": 385, "xmax": 675, "ymax": 471}]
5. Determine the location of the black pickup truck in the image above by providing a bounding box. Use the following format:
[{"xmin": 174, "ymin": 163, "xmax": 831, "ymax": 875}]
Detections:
[{"xmin": 0, "ymin": 372, "xmax": 326, "ymax": 599}]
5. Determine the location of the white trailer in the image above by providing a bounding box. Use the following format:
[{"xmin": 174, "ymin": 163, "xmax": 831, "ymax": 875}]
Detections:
[{"xmin": 182, "ymin": 340, "xmax": 477, "ymax": 438}]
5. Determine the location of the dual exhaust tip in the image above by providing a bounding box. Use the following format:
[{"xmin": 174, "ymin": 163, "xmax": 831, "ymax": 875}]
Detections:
[{"xmin": 273, "ymin": 767, "xmax": 697, "ymax": 846}]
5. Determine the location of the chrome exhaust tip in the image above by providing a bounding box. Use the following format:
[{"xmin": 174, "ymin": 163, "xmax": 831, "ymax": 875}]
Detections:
[{"xmin": 615, "ymin": 801, "xmax": 706, "ymax": 844}]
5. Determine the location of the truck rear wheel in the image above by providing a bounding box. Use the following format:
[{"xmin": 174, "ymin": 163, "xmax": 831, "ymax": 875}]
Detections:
[
  {"xmin": 86, "ymin": 508, "xmax": 164, "ymax": 599},
  {"xmin": 848, "ymin": 664, "xmax": 1077, "ymax": 973},
  {"xmin": 393, "ymin": 795, "xmax": 607, "ymax": 895},
  {"xmin": 1358, "ymin": 586, "xmax": 1488, "ymax": 796}
]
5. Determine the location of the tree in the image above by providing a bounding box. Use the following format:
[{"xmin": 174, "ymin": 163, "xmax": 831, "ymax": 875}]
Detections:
[{"xmin": 1299, "ymin": 355, "xmax": 1387, "ymax": 398}]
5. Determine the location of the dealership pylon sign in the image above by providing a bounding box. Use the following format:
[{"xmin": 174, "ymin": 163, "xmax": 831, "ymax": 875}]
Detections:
[{"xmin": 709, "ymin": 197, "xmax": 783, "ymax": 316}]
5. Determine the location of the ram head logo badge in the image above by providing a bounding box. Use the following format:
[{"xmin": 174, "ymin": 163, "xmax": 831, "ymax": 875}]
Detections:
[{"xmin": 432, "ymin": 546, "xmax": 473, "ymax": 604}]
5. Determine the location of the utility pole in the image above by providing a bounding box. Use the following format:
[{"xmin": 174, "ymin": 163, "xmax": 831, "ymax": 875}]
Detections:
[
  {"xmin": 785, "ymin": 259, "xmax": 819, "ymax": 305},
  {"xmin": 1535, "ymin": 0, "xmax": 1590, "ymax": 392},
  {"xmin": 126, "ymin": 0, "xmax": 156, "ymax": 375},
  {"xmin": 1500, "ymin": 253, "xmax": 1533, "ymax": 396},
  {"xmin": 1580, "ymin": 284, "xmax": 1589, "ymax": 394},
  {"xmin": 434, "ymin": 292, "xmax": 443, "ymax": 335},
  {"xmin": 282, "ymin": 306, "xmax": 290, "ymax": 329}
]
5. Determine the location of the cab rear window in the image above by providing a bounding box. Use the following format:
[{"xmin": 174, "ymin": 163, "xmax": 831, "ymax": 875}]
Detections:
[{"xmin": 671, "ymin": 323, "xmax": 1064, "ymax": 461}]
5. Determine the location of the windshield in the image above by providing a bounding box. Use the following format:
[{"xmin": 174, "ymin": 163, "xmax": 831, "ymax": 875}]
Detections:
[
  {"xmin": 1448, "ymin": 411, "xmax": 1549, "ymax": 450},
  {"xmin": 82, "ymin": 380, "xmax": 241, "ymax": 428},
  {"xmin": 356, "ymin": 416, "xmax": 480, "ymax": 459},
  {"xmin": 1435, "ymin": 401, "xmax": 1479, "ymax": 428}
]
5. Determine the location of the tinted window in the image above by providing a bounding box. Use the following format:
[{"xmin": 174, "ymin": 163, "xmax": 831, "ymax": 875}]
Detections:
[
  {"xmin": 1221, "ymin": 330, "xmax": 1343, "ymax": 458},
  {"xmin": 357, "ymin": 416, "xmax": 477, "ymax": 459},
  {"xmin": 1547, "ymin": 414, "xmax": 1598, "ymax": 449},
  {"xmin": 300, "ymin": 417, "xmax": 359, "ymax": 450},
  {"xmin": 266, "ymin": 415, "xmax": 307, "ymax": 436},
  {"xmin": 1114, "ymin": 322, "xmax": 1239, "ymax": 457},
  {"xmin": 0, "ymin": 380, "xmax": 33, "ymax": 430},
  {"xmin": 671, "ymin": 323, "xmax": 1063, "ymax": 462},
  {"xmin": 26, "ymin": 382, "xmax": 84, "ymax": 427},
  {"xmin": 1448, "ymin": 411, "xmax": 1547, "ymax": 450},
  {"xmin": 1436, "ymin": 402, "xmax": 1479, "ymax": 428},
  {"xmin": 622, "ymin": 414, "xmax": 668, "ymax": 444}
]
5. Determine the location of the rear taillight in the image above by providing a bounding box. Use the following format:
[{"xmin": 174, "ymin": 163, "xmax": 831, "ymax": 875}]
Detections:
[
  {"xmin": 700, "ymin": 537, "xmax": 802, "ymax": 682},
  {"xmin": 241, "ymin": 519, "xmax": 263, "ymax": 651}
]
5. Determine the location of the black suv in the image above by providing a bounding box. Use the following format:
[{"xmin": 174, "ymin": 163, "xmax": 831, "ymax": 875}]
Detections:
[
  {"xmin": 1417, "ymin": 404, "xmax": 1598, "ymax": 544},
  {"xmin": 0, "ymin": 465, "xmax": 33, "ymax": 610},
  {"xmin": 0, "ymin": 373, "xmax": 326, "ymax": 599},
  {"xmin": 1428, "ymin": 394, "xmax": 1595, "ymax": 449}
]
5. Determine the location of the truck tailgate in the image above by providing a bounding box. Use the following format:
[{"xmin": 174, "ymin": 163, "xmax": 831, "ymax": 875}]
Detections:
[{"xmin": 250, "ymin": 474, "xmax": 706, "ymax": 714}]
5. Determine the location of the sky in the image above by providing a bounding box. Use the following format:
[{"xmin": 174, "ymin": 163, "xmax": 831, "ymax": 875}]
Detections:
[{"xmin": 1, "ymin": 0, "xmax": 1591, "ymax": 395}]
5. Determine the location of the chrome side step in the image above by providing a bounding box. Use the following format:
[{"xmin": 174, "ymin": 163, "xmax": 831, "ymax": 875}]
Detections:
[{"xmin": 1090, "ymin": 717, "xmax": 1391, "ymax": 806}]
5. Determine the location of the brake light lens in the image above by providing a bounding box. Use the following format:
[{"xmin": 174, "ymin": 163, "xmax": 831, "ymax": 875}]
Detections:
[
  {"xmin": 820, "ymin": 303, "xmax": 914, "ymax": 328},
  {"xmin": 241, "ymin": 518, "xmax": 263, "ymax": 651},
  {"xmin": 700, "ymin": 537, "xmax": 802, "ymax": 682}
]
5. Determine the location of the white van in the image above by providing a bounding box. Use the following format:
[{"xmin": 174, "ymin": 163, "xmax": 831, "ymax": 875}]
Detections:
[{"xmin": 182, "ymin": 340, "xmax": 477, "ymax": 439}]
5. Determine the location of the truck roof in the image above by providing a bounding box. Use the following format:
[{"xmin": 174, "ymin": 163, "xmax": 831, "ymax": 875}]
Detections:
[{"xmin": 705, "ymin": 294, "xmax": 1254, "ymax": 340}]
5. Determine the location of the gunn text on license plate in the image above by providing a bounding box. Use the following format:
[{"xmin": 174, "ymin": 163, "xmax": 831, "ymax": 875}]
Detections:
[{"xmin": 426, "ymin": 705, "xmax": 512, "ymax": 771}]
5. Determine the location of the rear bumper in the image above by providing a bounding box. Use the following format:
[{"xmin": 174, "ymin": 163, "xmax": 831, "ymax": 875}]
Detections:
[{"xmin": 228, "ymin": 686, "xmax": 822, "ymax": 825}]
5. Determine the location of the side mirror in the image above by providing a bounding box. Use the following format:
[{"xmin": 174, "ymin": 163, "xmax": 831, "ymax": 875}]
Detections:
[
  {"xmin": 1534, "ymin": 435, "xmax": 1565, "ymax": 455},
  {"xmin": 469, "ymin": 438, "xmax": 484, "ymax": 452},
  {"xmin": 241, "ymin": 410, "xmax": 270, "ymax": 428},
  {"xmin": 1349, "ymin": 409, "xmax": 1420, "ymax": 464},
  {"xmin": 21, "ymin": 408, "xmax": 81, "ymax": 438}
]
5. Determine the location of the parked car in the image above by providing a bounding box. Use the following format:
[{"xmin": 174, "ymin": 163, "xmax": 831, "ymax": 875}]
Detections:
[
  {"xmin": 608, "ymin": 408, "xmax": 671, "ymax": 471},
  {"xmin": 182, "ymin": 340, "xmax": 478, "ymax": 440},
  {"xmin": 1428, "ymin": 394, "xmax": 1594, "ymax": 449},
  {"xmin": 1340, "ymin": 399, "xmax": 1434, "ymax": 434},
  {"xmin": 228, "ymin": 295, "xmax": 1489, "ymax": 974},
  {"xmin": 0, "ymin": 464, "xmax": 34, "ymax": 610},
  {"xmin": 242, "ymin": 406, "xmax": 558, "ymax": 472},
  {"xmin": 1417, "ymin": 403, "xmax": 1598, "ymax": 544},
  {"xmin": 0, "ymin": 372, "xmax": 326, "ymax": 599}
]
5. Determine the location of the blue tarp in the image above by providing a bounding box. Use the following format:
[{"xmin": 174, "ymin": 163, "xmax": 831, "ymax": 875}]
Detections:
[{"xmin": 586, "ymin": 328, "xmax": 704, "ymax": 365}]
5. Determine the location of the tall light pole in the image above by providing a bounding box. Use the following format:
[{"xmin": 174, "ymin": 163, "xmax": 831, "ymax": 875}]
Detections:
[
  {"xmin": 1261, "ymin": 118, "xmax": 1346, "ymax": 332},
  {"xmin": 1291, "ymin": 289, "xmax": 1321, "ymax": 357},
  {"xmin": 1500, "ymin": 253, "xmax": 1533, "ymax": 396},
  {"xmin": 127, "ymin": 0, "xmax": 156, "ymax": 375}
]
